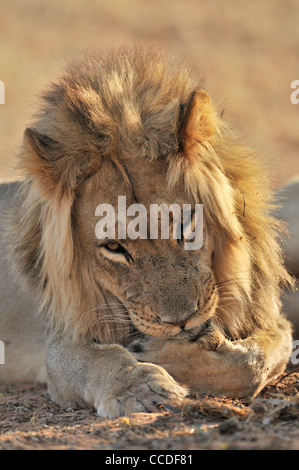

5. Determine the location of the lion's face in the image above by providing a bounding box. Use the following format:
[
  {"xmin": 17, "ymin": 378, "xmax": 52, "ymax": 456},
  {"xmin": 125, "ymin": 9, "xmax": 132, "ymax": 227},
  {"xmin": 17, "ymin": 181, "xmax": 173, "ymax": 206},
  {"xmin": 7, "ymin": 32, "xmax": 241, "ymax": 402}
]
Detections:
[
  {"xmin": 73, "ymin": 155, "xmax": 218, "ymax": 340},
  {"xmin": 13, "ymin": 47, "xmax": 289, "ymax": 346}
]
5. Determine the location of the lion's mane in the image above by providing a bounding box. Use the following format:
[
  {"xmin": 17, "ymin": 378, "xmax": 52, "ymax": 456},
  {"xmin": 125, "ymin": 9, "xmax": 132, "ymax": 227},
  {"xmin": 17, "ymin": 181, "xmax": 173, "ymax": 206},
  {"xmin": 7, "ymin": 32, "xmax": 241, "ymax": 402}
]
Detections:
[{"xmin": 7, "ymin": 46, "xmax": 292, "ymax": 344}]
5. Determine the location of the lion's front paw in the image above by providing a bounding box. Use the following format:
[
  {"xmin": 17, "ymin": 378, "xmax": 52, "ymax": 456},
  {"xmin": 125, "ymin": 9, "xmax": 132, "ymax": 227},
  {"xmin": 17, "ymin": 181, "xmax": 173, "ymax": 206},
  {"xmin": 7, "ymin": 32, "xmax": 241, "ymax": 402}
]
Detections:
[
  {"xmin": 127, "ymin": 336, "xmax": 181, "ymax": 363},
  {"xmin": 96, "ymin": 362, "xmax": 188, "ymax": 418}
]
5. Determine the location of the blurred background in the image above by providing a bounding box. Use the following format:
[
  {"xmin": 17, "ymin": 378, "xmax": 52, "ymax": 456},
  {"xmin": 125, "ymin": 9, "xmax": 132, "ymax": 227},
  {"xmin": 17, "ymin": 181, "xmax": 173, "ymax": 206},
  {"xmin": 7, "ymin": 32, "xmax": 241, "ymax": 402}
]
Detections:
[{"xmin": 0, "ymin": 0, "xmax": 298, "ymax": 184}]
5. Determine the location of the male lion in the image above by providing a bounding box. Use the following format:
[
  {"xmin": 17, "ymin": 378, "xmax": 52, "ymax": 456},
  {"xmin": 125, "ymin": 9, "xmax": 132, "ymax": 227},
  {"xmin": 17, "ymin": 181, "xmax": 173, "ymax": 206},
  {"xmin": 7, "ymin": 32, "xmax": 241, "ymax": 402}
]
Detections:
[{"xmin": 0, "ymin": 47, "xmax": 293, "ymax": 418}]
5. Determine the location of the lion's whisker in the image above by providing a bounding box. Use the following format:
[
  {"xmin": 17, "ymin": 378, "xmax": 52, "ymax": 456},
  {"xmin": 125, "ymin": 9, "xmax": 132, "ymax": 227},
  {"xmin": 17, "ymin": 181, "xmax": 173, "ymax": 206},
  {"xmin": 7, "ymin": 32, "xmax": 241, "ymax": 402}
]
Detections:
[
  {"xmin": 215, "ymin": 271, "xmax": 251, "ymax": 283},
  {"xmin": 215, "ymin": 281, "xmax": 251, "ymax": 291},
  {"xmin": 80, "ymin": 304, "xmax": 129, "ymax": 322},
  {"xmin": 215, "ymin": 278, "xmax": 250, "ymax": 287}
]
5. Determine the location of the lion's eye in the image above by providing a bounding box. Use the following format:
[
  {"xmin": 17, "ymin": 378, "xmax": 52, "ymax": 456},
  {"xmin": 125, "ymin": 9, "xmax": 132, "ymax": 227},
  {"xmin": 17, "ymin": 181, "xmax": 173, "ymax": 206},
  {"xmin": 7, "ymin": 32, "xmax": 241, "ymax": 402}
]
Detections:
[
  {"xmin": 102, "ymin": 241, "xmax": 133, "ymax": 263},
  {"xmin": 105, "ymin": 241, "xmax": 121, "ymax": 252}
]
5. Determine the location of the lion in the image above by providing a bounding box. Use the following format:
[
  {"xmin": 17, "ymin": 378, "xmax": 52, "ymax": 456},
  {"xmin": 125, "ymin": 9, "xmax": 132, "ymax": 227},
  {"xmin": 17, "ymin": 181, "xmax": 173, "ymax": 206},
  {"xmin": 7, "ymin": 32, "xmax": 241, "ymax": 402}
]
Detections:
[{"xmin": 0, "ymin": 47, "xmax": 294, "ymax": 418}]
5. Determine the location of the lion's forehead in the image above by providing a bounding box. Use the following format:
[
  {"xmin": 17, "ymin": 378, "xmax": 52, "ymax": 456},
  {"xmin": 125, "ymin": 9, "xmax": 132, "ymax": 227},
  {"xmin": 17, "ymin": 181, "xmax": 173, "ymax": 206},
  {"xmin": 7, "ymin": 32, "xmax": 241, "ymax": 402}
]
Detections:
[
  {"xmin": 122, "ymin": 157, "xmax": 191, "ymax": 206},
  {"xmin": 80, "ymin": 156, "xmax": 193, "ymax": 211}
]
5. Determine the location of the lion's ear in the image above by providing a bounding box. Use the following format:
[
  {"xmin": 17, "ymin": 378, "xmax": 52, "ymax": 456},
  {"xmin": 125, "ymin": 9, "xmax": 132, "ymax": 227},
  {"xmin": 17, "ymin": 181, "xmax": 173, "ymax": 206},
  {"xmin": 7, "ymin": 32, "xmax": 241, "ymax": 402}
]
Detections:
[
  {"xmin": 24, "ymin": 127, "xmax": 60, "ymax": 162},
  {"xmin": 23, "ymin": 127, "xmax": 66, "ymax": 195},
  {"xmin": 23, "ymin": 127, "xmax": 100, "ymax": 194},
  {"xmin": 179, "ymin": 90, "xmax": 219, "ymax": 155}
]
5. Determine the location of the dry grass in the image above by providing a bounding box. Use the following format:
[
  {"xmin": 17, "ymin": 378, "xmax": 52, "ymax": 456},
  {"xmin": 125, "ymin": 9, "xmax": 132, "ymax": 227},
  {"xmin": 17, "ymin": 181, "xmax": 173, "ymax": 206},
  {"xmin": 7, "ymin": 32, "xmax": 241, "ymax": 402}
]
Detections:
[{"xmin": 0, "ymin": 0, "xmax": 298, "ymax": 185}]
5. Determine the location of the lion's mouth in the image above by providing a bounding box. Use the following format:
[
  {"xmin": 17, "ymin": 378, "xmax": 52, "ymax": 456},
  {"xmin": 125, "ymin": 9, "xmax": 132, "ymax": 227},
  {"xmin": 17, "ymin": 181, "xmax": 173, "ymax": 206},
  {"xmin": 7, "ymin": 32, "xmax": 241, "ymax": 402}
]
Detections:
[{"xmin": 127, "ymin": 283, "xmax": 219, "ymax": 340}]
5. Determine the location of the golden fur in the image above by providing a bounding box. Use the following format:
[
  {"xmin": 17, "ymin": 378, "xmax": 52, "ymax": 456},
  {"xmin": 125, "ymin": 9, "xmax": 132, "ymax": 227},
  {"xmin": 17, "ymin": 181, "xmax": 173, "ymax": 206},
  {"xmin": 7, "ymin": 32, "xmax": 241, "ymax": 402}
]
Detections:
[
  {"xmin": 3, "ymin": 47, "xmax": 294, "ymax": 413},
  {"xmin": 8, "ymin": 47, "xmax": 292, "ymax": 341}
]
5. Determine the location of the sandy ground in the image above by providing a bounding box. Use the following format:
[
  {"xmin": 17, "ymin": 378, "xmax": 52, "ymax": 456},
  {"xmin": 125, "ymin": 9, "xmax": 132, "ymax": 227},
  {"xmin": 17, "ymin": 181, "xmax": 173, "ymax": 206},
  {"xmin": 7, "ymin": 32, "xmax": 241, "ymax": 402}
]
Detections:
[{"xmin": 0, "ymin": 370, "xmax": 298, "ymax": 450}]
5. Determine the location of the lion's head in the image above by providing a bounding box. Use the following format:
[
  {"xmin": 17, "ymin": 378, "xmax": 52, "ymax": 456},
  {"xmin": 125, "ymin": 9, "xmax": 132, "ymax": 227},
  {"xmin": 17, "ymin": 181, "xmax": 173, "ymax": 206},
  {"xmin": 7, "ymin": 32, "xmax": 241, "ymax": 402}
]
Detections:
[{"xmin": 8, "ymin": 47, "xmax": 292, "ymax": 345}]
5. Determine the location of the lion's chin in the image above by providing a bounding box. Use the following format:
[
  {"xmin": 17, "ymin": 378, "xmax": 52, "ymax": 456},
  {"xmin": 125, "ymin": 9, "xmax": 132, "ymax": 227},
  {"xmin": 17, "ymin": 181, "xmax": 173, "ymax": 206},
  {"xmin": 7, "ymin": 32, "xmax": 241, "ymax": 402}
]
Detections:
[{"xmin": 133, "ymin": 318, "xmax": 212, "ymax": 342}]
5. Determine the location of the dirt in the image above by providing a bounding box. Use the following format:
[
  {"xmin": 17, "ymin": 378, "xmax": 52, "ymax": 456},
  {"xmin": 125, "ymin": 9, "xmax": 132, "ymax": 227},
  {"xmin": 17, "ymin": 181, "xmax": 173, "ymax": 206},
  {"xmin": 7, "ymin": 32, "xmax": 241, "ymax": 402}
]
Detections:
[{"xmin": 1, "ymin": 370, "xmax": 298, "ymax": 450}]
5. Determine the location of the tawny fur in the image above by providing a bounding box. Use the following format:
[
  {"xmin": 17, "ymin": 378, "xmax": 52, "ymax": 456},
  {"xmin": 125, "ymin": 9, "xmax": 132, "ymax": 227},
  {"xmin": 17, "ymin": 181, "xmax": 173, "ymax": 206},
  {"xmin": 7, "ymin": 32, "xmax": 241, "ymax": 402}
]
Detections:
[
  {"xmin": 8, "ymin": 47, "xmax": 292, "ymax": 340},
  {"xmin": 2, "ymin": 46, "xmax": 294, "ymax": 414}
]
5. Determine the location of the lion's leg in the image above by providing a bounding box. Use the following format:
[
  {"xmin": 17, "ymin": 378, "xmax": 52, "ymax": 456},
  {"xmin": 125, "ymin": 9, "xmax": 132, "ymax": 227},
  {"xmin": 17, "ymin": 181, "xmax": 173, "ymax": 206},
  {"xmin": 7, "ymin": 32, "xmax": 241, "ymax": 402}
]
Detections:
[
  {"xmin": 130, "ymin": 320, "xmax": 293, "ymax": 399},
  {"xmin": 46, "ymin": 335, "xmax": 187, "ymax": 418}
]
